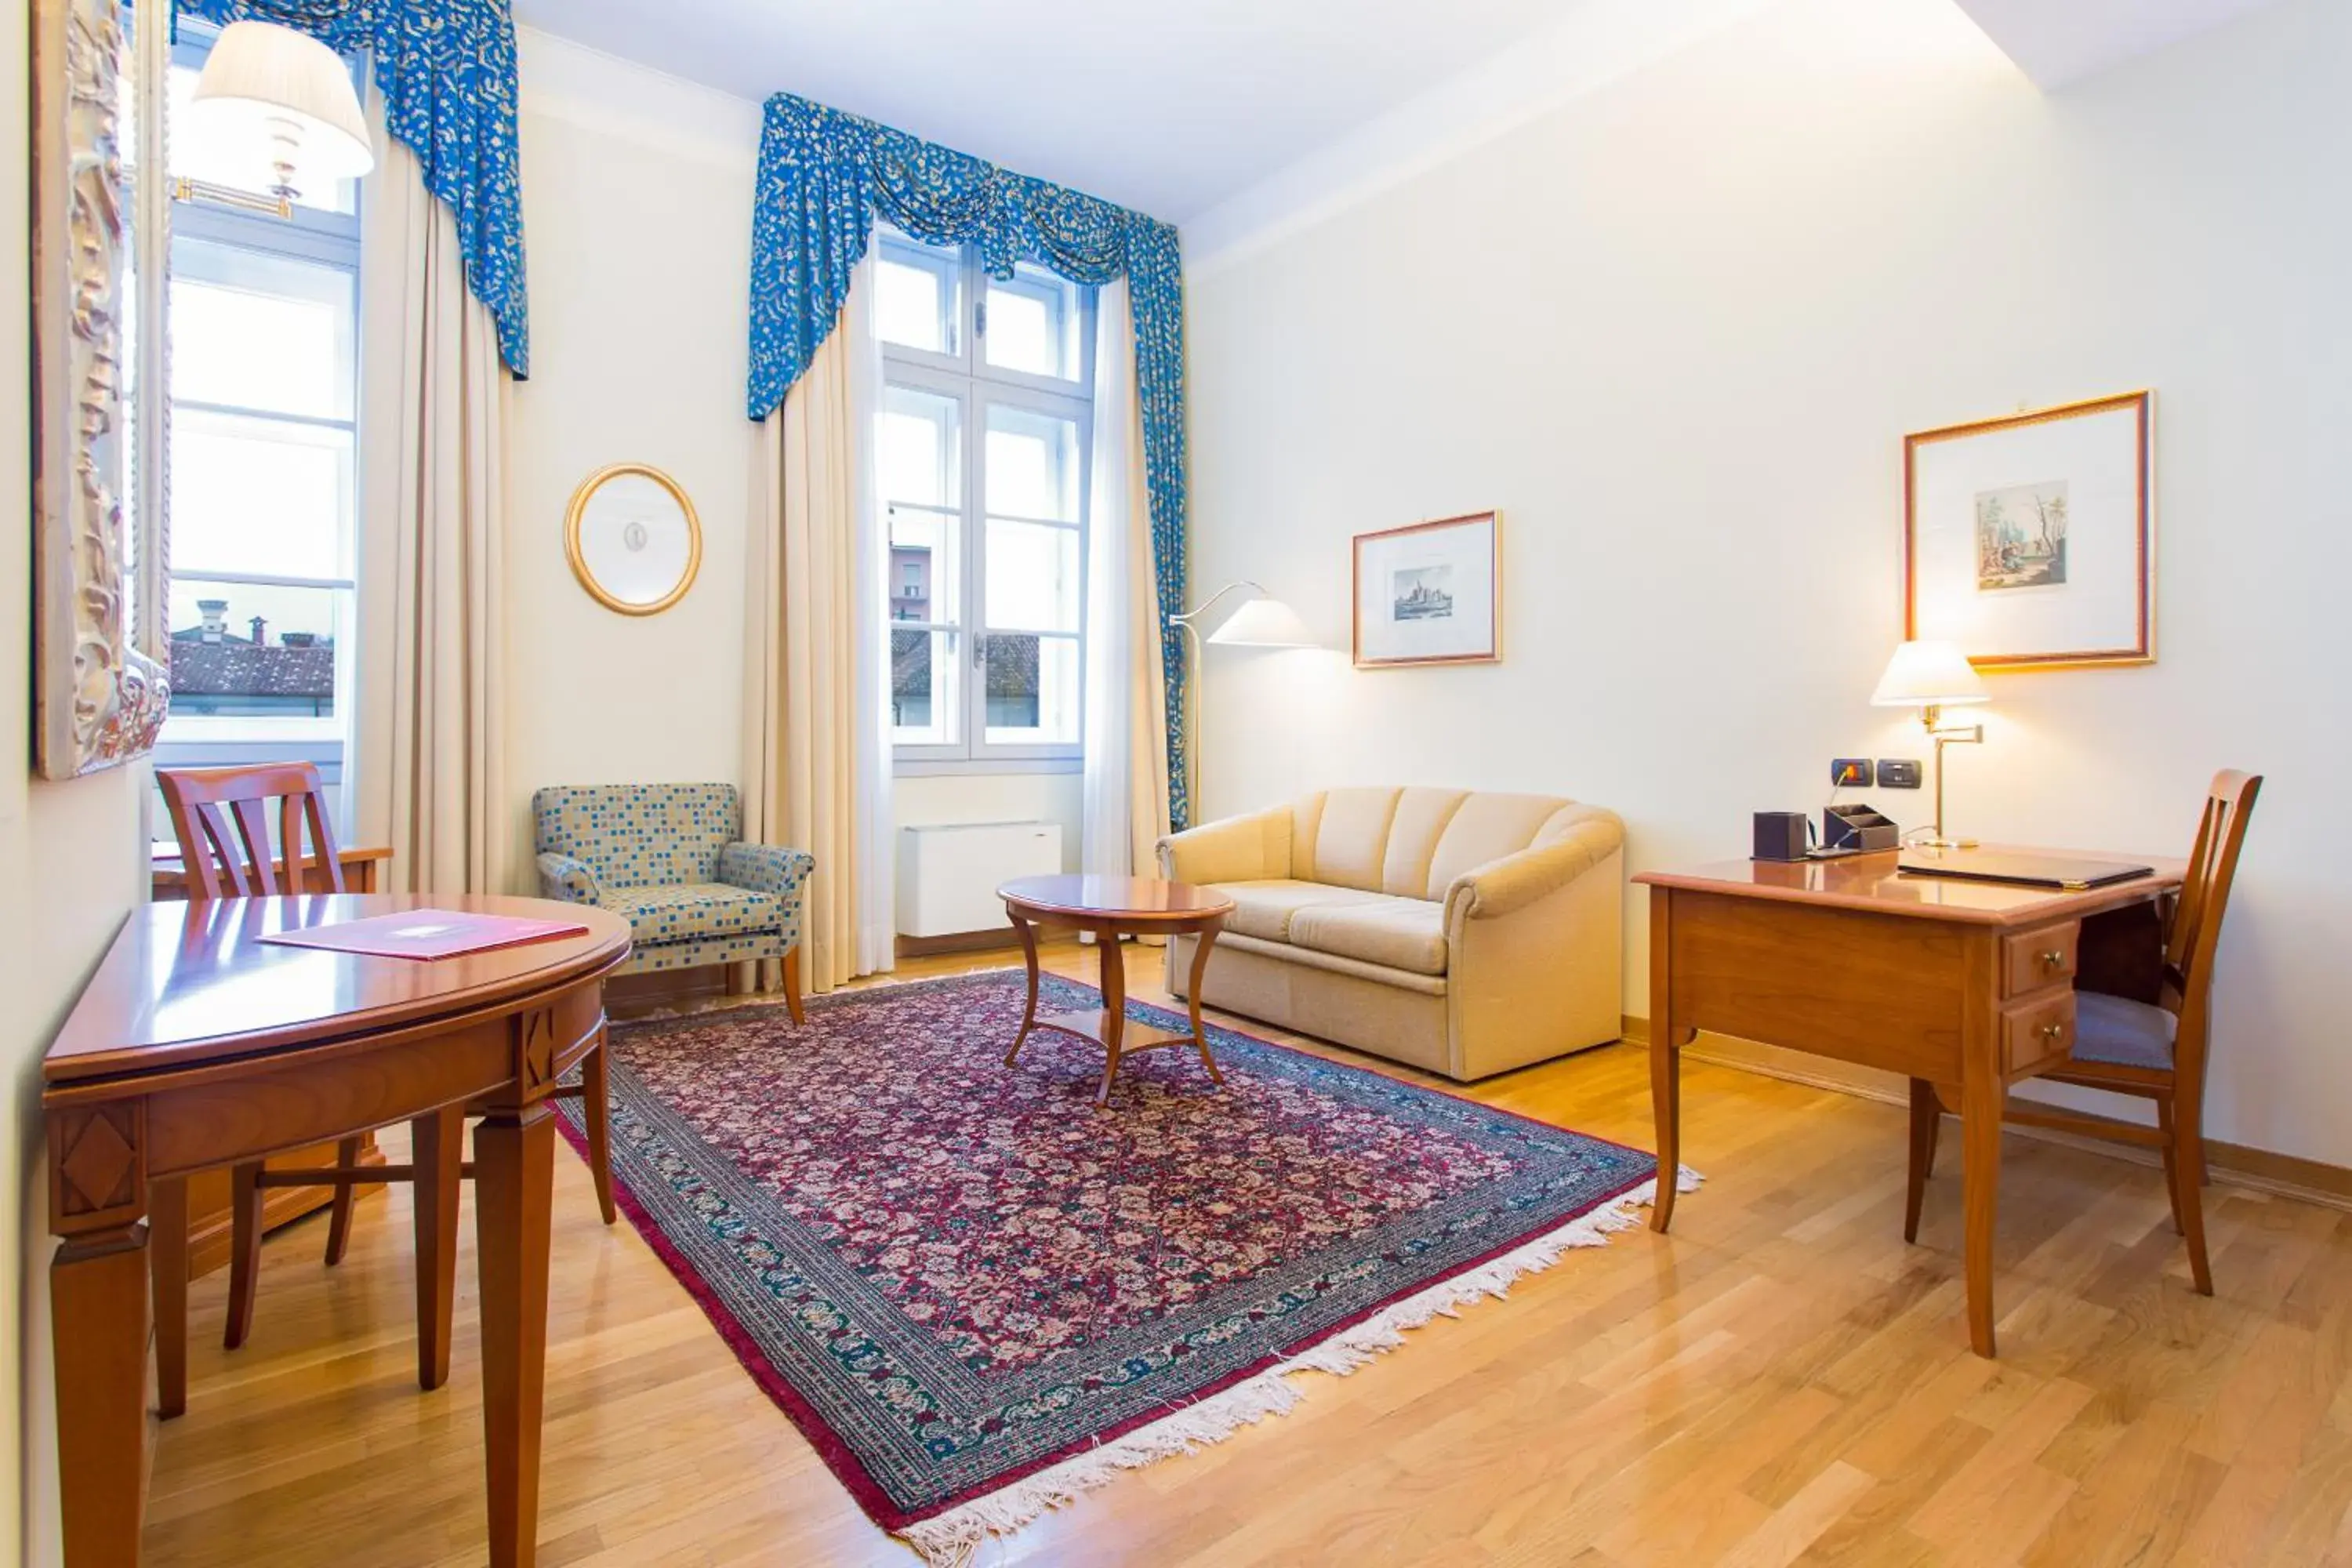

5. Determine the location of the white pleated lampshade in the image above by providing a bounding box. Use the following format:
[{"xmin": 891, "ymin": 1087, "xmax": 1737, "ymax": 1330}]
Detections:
[
  {"xmin": 1208, "ymin": 596, "xmax": 1319, "ymax": 648},
  {"xmin": 1870, "ymin": 640, "xmax": 1990, "ymax": 707},
  {"xmin": 183, "ymin": 21, "xmax": 376, "ymax": 190}
]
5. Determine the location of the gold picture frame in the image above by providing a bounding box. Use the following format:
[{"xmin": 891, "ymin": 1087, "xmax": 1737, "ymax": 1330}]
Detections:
[
  {"xmin": 564, "ymin": 463, "xmax": 702, "ymax": 617},
  {"xmin": 1352, "ymin": 512, "xmax": 1501, "ymax": 669},
  {"xmin": 1904, "ymin": 391, "xmax": 2154, "ymax": 670}
]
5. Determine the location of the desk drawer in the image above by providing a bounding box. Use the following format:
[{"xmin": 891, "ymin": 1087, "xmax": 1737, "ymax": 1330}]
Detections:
[
  {"xmin": 2003, "ymin": 922, "xmax": 2079, "ymax": 998},
  {"xmin": 2003, "ymin": 991, "xmax": 2077, "ymax": 1076}
]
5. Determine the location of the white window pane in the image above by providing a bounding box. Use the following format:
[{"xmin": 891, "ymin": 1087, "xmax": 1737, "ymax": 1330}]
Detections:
[
  {"xmin": 984, "ymin": 405, "xmax": 1080, "ymax": 522},
  {"xmin": 891, "ymin": 628, "xmax": 959, "ymax": 746},
  {"xmin": 983, "ymin": 635, "xmax": 1079, "ymax": 745},
  {"xmin": 164, "ymin": 579, "xmax": 347, "ymax": 720},
  {"xmin": 171, "ymin": 242, "xmax": 354, "ymax": 419},
  {"xmin": 171, "ymin": 412, "xmax": 350, "ymax": 580},
  {"xmin": 877, "ymin": 260, "xmax": 946, "ymax": 354},
  {"xmin": 169, "ymin": 60, "xmax": 358, "ymax": 216},
  {"xmin": 880, "ymin": 387, "xmax": 960, "ymax": 509},
  {"xmin": 984, "ymin": 266, "xmax": 1083, "ymax": 381},
  {"xmin": 984, "ymin": 520, "xmax": 1080, "ymax": 633}
]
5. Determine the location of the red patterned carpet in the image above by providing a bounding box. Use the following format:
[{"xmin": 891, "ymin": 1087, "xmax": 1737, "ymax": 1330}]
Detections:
[{"xmin": 559, "ymin": 969, "xmax": 1674, "ymax": 1562}]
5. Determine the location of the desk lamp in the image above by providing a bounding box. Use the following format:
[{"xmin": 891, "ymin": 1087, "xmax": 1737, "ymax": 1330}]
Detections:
[{"xmin": 1871, "ymin": 640, "xmax": 1989, "ymax": 848}]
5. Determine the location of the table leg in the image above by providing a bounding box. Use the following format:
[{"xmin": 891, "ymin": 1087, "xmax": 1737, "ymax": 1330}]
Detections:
[
  {"xmin": 414, "ymin": 1105, "xmax": 465, "ymax": 1391},
  {"xmin": 53, "ymin": 1224, "xmax": 149, "ymax": 1566},
  {"xmin": 1960, "ymin": 1057, "xmax": 2005, "ymax": 1359},
  {"xmin": 1096, "ymin": 931, "xmax": 1128, "ymax": 1108},
  {"xmin": 150, "ymin": 1175, "xmax": 189, "ymax": 1419},
  {"xmin": 475, "ymin": 1102, "xmax": 554, "ymax": 1568},
  {"xmin": 1186, "ymin": 919, "xmax": 1225, "ymax": 1088},
  {"xmin": 1004, "ymin": 911, "xmax": 1043, "ymax": 1068},
  {"xmin": 1648, "ymin": 892, "xmax": 1683, "ymax": 1232}
]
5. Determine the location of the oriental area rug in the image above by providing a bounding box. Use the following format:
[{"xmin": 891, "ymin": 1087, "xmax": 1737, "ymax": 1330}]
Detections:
[{"xmin": 556, "ymin": 970, "xmax": 1685, "ymax": 1563}]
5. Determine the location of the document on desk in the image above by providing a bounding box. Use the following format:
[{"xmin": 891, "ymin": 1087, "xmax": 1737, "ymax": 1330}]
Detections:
[
  {"xmin": 260, "ymin": 908, "xmax": 591, "ymax": 960},
  {"xmin": 1897, "ymin": 848, "xmax": 2153, "ymax": 891}
]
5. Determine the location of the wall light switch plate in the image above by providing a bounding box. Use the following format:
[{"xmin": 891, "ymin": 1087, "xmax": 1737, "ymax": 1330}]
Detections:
[
  {"xmin": 1878, "ymin": 759, "xmax": 1923, "ymax": 789},
  {"xmin": 1831, "ymin": 758, "xmax": 1874, "ymax": 788}
]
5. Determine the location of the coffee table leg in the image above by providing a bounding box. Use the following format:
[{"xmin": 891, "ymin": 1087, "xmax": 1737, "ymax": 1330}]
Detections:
[
  {"xmin": 1005, "ymin": 910, "xmax": 1042, "ymax": 1068},
  {"xmin": 1187, "ymin": 918, "xmax": 1226, "ymax": 1088},
  {"xmin": 1096, "ymin": 930, "xmax": 1128, "ymax": 1107}
]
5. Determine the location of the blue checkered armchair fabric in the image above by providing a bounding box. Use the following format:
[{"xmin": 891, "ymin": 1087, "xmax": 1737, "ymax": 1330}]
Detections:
[{"xmin": 532, "ymin": 783, "xmax": 814, "ymax": 985}]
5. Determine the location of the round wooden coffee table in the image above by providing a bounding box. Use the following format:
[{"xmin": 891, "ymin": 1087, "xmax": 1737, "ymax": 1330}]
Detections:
[{"xmin": 998, "ymin": 874, "xmax": 1236, "ymax": 1106}]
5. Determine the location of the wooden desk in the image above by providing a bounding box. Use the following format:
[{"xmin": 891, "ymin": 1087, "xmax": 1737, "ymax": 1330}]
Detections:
[
  {"xmin": 1637, "ymin": 848, "xmax": 2181, "ymax": 1358},
  {"xmin": 150, "ymin": 840, "xmax": 392, "ymax": 899},
  {"xmin": 43, "ymin": 894, "xmax": 631, "ymax": 1566}
]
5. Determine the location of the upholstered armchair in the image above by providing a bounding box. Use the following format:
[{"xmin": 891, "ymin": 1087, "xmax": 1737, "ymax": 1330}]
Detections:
[{"xmin": 533, "ymin": 783, "xmax": 815, "ymax": 1021}]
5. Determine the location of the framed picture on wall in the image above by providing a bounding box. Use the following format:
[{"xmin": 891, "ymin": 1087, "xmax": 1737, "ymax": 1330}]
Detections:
[
  {"xmin": 1904, "ymin": 391, "xmax": 2154, "ymax": 669},
  {"xmin": 1353, "ymin": 512, "xmax": 1501, "ymax": 668}
]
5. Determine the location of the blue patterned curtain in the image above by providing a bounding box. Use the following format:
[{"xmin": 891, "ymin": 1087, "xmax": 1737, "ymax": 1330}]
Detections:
[
  {"xmin": 746, "ymin": 93, "xmax": 1192, "ymax": 829},
  {"xmin": 178, "ymin": 0, "xmax": 531, "ymax": 377}
]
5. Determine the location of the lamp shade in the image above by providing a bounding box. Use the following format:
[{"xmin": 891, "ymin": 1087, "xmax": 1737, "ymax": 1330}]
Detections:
[
  {"xmin": 1871, "ymin": 640, "xmax": 1990, "ymax": 707},
  {"xmin": 1208, "ymin": 595, "xmax": 1318, "ymax": 648},
  {"xmin": 183, "ymin": 21, "xmax": 376, "ymax": 189}
]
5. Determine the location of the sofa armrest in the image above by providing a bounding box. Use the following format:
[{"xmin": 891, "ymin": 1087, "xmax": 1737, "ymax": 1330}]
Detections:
[
  {"xmin": 1156, "ymin": 805, "xmax": 1292, "ymax": 886},
  {"xmin": 717, "ymin": 842, "xmax": 816, "ymax": 903},
  {"xmin": 1443, "ymin": 813, "xmax": 1624, "ymax": 924},
  {"xmin": 536, "ymin": 852, "xmax": 603, "ymax": 906}
]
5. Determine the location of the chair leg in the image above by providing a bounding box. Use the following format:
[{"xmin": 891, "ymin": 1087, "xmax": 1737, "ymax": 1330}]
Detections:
[
  {"xmin": 2158, "ymin": 1099, "xmax": 2184, "ymax": 1236},
  {"xmin": 223, "ymin": 1161, "xmax": 265, "ymax": 1350},
  {"xmin": 1905, "ymin": 1077, "xmax": 1940, "ymax": 1244},
  {"xmin": 2170, "ymin": 1098, "xmax": 2214, "ymax": 1296},
  {"xmin": 583, "ymin": 1027, "xmax": 617, "ymax": 1225},
  {"xmin": 150, "ymin": 1176, "xmax": 190, "ymax": 1419},
  {"xmin": 412, "ymin": 1106, "xmax": 465, "ymax": 1391},
  {"xmin": 323, "ymin": 1137, "xmax": 364, "ymax": 1265},
  {"xmin": 782, "ymin": 946, "xmax": 806, "ymax": 1027}
]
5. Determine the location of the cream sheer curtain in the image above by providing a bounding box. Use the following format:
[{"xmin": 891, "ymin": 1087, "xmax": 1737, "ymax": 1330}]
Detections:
[
  {"xmin": 354, "ymin": 135, "xmax": 512, "ymax": 894},
  {"xmin": 1080, "ymin": 281, "xmax": 1174, "ymax": 882},
  {"xmin": 743, "ymin": 256, "xmax": 895, "ymax": 992}
]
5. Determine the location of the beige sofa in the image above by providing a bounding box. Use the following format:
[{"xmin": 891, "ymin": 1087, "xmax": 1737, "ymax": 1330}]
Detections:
[{"xmin": 1157, "ymin": 787, "xmax": 1624, "ymax": 1081}]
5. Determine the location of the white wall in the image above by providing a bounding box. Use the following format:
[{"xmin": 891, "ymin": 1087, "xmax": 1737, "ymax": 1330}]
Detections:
[
  {"xmin": 506, "ymin": 31, "xmax": 1075, "ymax": 923},
  {"xmin": 5, "ymin": 16, "xmax": 153, "ymax": 1563},
  {"xmin": 1185, "ymin": 0, "xmax": 2352, "ymax": 1163}
]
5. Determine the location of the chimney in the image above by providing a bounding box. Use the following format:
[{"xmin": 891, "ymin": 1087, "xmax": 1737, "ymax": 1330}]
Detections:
[
  {"xmin": 198, "ymin": 599, "xmax": 228, "ymax": 643},
  {"xmin": 249, "ymin": 615, "xmax": 268, "ymax": 647}
]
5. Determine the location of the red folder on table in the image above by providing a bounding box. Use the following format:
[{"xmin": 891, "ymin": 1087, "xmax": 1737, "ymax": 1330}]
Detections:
[{"xmin": 258, "ymin": 909, "xmax": 590, "ymax": 961}]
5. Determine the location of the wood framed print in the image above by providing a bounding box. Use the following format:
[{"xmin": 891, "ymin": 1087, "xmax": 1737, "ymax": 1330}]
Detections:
[
  {"xmin": 1904, "ymin": 391, "xmax": 2153, "ymax": 670},
  {"xmin": 1353, "ymin": 512, "xmax": 1501, "ymax": 668},
  {"xmin": 565, "ymin": 463, "xmax": 702, "ymax": 616}
]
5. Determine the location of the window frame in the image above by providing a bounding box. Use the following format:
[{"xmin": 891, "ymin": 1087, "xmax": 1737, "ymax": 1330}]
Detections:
[
  {"xmin": 155, "ymin": 23, "xmax": 365, "ymax": 757},
  {"xmin": 877, "ymin": 231, "xmax": 1096, "ymax": 774}
]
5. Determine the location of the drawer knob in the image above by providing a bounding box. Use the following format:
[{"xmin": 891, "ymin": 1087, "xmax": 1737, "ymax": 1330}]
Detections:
[
  {"xmin": 2040, "ymin": 949, "xmax": 2067, "ymax": 969},
  {"xmin": 2040, "ymin": 1022, "xmax": 2066, "ymax": 1040}
]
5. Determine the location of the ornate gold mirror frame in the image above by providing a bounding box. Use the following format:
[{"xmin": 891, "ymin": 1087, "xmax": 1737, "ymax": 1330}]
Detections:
[{"xmin": 31, "ymin": 0, "xmax": 170, "ymax": 780}]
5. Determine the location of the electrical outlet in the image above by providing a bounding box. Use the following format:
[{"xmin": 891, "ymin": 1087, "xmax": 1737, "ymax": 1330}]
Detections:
[
  {"xmin": 1878, "ymin": 759, "xmax": 1923, "ymax": 789},
  {"xmin": 1831, "ymin": 758, "xmax": 1874, "ymax": 788}
]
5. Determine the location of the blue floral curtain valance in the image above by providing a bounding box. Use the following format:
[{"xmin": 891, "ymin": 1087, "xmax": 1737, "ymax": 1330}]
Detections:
[
  {"xmin": 178, "ymin": 0, "xmax": 532, "ymax": 377},
  {"xmin": 747, "ymin": 92, "xmax": 1193, "ymax": 828}
]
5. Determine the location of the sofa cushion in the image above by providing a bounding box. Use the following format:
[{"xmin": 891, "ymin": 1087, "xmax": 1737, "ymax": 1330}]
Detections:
[
  {"xmin": 1302, "ymin": 787, "xmax": 1403, "ymax": 892},
  {"xmin": 1425, "ymin": 793, "xmax": 1580, "ymax": 900},
  {"xmin": 1381, "ymin": 788, "xmax": 1471, "ymax": 898},
  {"xmin": 1287, "ymin": 895, "xmax": 1449, "ymax": 977},
  {"xmin": 602, "ymin": 881, "xmax": 781, "ymax": 948},
  {"xmin": 1210, "ymin": 880, "xmax": 1388, "ymax": 943}
]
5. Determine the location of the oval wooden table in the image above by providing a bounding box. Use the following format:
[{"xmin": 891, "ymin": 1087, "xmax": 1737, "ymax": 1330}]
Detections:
[
  {"xmin": 999, "ymin": 874, "xmax": 1236, "ymax": 1106},
  {"xmin": 42, "ymin": 893, "xmax": 632, "ymax": 1568}
]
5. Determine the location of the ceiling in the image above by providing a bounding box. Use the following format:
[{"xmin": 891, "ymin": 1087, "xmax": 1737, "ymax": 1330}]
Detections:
[
  {"xmin": 1953, "ymin": 0, "xmax": 2290, "ymax": 86},
  {"xmin": 506, "ymin": 0, "xmax": 1577, "ymax": 223}
]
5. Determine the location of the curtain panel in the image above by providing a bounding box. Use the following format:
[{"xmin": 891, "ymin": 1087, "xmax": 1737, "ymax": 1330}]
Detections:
[
  {"xmin": 744, "ymin": 92, "xmax": 1193, "ymax": 829},
  {"xmin": 178, "ymin": 0, "xmax": 532, "ymax": 376}
]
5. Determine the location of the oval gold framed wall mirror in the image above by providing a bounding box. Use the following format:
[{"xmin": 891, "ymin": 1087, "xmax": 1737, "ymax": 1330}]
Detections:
[{"xmin": 565, "ymin": 463, "xmax": 702, "ymax": 615}]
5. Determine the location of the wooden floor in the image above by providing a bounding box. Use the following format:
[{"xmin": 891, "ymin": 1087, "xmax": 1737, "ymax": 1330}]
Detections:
[{"xmin": 143, "ymin": 944, "xmax": 2352, "ymax": 1566}]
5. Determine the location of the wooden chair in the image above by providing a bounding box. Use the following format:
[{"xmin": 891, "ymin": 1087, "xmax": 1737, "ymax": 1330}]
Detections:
[
  {"xmin": 152, "ymin": 763, "xmax": 619, "ymax": 1416},
  {"xmin": 1907, "ymin": 770, "xmax": 2261, "ymax": 1297}
]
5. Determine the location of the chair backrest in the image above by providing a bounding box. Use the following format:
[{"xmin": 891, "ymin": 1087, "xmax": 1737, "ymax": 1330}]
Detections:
[
  {"xmin": 2161, "ymin": 770, "xmax": 2260, "ymax": 1069},
  {"xmin": 531, "ymin": 783, "xmax": 742, "ymax": 891},
  {"xmin": 158, "ymin": 762, "xmax": 346, "ymax": 902}
]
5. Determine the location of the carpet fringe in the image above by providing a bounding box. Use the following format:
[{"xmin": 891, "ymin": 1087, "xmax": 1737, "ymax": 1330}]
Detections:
[{"xmin": 896, "ymin": 1164, "xmax": 1704, "ymax": 1566}]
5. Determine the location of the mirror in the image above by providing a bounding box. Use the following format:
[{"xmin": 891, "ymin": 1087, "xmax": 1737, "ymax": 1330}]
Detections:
[{"xmin": 564, "ymin": 464, "xmax": 702, "ymax": 616}]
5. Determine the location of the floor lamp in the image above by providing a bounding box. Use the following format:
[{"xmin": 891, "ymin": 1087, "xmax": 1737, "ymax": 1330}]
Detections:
[{"xmin": 1167, "ymin": 582, "xmax": 1318, "ymax": 823}]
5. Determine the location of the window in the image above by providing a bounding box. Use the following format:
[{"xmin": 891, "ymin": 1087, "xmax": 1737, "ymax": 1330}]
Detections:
[
  {"xmin": 144, "ymin": 24, "xmax": 365, "ymax": 828},
  {"xmin": 877, "ymin": 230, "xmax": 1094, "ymax": 768}
]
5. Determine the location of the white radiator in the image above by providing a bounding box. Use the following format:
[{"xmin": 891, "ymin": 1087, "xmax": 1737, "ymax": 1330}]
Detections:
[{"xmin": 896, "ymin": 821, "xmax": 1064, "ymax": 938}]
